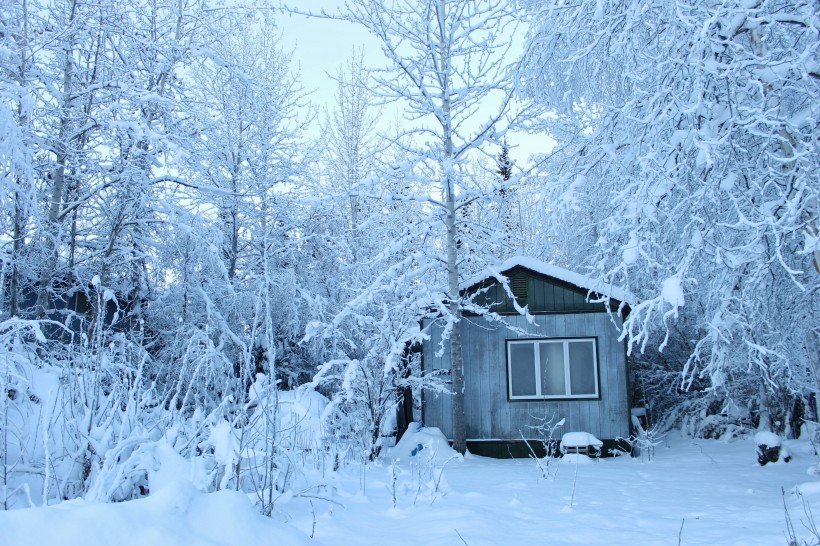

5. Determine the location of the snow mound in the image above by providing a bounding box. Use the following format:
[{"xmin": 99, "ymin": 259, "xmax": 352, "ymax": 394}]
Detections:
[
  {"xmin": 388, "ymin": 423, "xmax": 461, "ymax": 464},
  {"xmin": 755, "ymin": 432, "xmax": 791, "ymax": 465},
  {"xmin": 247, "ymin": 380, "xmax": 329, "ymax": 450},
  {"xmin": 0, "ymin": 481, "xmax": 316, "ymax": 546},
  {"xmin": 148, "ymin": 440, "xmax": 212, "ymax": 494},
  {"xmin": 754, "ymin": 431, "xmax": 781, "ymax": 447},
  {"xmin": 561, "ymin": 453, "xmax": 595, "ymax": 465},
  {"xmin": 561, "ymin": 432, "xmax": 603, "ymax": 448},
  {"xmin": 794, "ymin": 482, "xmax": 820, "ymax": 497},
  {"xmin": 277, "ymin": 385, "xmax": 329, "ymax": 431},
  {"xmin": 661, "ymin": 276, "xmax": 684, "ymax": 308}
]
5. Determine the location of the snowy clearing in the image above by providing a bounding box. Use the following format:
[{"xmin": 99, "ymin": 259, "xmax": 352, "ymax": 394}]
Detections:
[
  {"xmin": 292, "ymin": 433, "xmax": 819, "ymax": 545},
  {"xmin": 2, "ymin": 432, "xmax": 818, "ymax": 546}
]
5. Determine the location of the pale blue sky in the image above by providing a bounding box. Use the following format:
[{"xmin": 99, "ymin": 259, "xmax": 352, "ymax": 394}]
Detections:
[
  {"xmin": 275, "ymin": 2, "xmax": 553, "ymax": 165},
  {"xmin": 277, "ymin": 2, "xmax": 377, "ymax": 110}
]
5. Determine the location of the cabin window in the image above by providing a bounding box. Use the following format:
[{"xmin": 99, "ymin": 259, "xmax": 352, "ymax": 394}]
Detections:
[{"xmin": 506, "ymin": 338, "xmax": 599, "ymax": 400}]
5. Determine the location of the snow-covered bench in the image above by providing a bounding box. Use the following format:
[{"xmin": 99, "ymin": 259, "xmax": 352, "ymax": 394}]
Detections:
[{"xmin": 560, "ymin": 432, "xmax": 603, "ymax": 458}]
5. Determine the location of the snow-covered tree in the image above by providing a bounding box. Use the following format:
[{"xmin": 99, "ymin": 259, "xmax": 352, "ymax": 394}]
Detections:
[
  {"xmin": 494, "ymin": 141, "xmax": 522, "ymax": 252},
  {"xmin": 319, "ymin": 52, "xmax": 380, "ymax": 243},
  {"xmin": 518, "ymin": 0, "xmax": 819, "ymax": 429},
  {"xmin": 304, "ymin": 0, "xmax": 541, "ymax": 454},
  {"xmin": 0, "ymin": 1, "xmax": 37, "ymax": 318},
  {"xmin": 0, "ymin": 0, "xmax": 327, "ymax": 504}
]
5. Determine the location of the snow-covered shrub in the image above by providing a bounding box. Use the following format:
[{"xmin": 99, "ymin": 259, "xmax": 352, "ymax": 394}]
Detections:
[
  {"xmin": 754, "ymin": 431, "xmax": 790, "ymax": 466},
  {"xmin": 311, "ymin": 335, "xmax": 438, "ymax": 464},
  {"xmin": 627, "ymin": 321, "xmax": 811, "ymax": 441},
  {"xmin": 384, "ymin": 423, "xmax": 460, "ymax": 506},
  {"xmin": 66, "ymin": 335, "xmax": 168, "ymax": 502},
  {"xmin": 629, "ymin": 413, "xmax": 664, "ymax": 462},
  {"xmin": 233, "ymin": 379, "xmax": 330, "ymax": 515},
  {"xmin": 0, "ymin": 319, "xmax": 49, "ymax": 509},
  {"xmin": 522, "ymin": 413, "xmax": 564, "ymax": 479},
  {"xmin": 319, "ymin": 367, "xmax": 394, "ymax": 465},
  {"xmin": 0, "ymin": 318, "xmax": 168, "ymax": 506}
]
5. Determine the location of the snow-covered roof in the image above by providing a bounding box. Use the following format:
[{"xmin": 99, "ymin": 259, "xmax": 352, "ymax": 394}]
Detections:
[{"xmin": 461, "ymin": 256, "xmax": 634, "ymax": 305}]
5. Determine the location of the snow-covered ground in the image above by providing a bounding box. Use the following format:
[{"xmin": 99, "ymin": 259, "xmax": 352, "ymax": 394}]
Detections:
[
  {"xmin": 0, "ymin": 481, "xmax": 315, "ymax": 546},
  {"xmin": 2, "ymin": 429, "xmax": 819, "ymax": 545}
]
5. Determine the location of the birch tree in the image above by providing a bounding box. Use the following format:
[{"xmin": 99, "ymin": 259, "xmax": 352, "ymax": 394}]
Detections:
[
  {"xmin": 319, "ymin": 52, "xmax": 380, "ymax": 243},
  {"xmin": 0, "ymin": 0, "xmax": 217, "ymax": 328},
  {"xmin": 519, "ymin": 0, "xmax": 819, "ymax": 429},
  {"xmin": 303, "ymin": 0, "xmax": 539, "ymax": 453},
  {"xmin": 0, "ymin": 0, "xmax": 37, "ymax": 319}
]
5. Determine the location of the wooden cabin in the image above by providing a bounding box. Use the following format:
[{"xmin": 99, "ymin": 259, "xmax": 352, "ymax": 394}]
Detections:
[
  {"xmin": 420, "ymin": 257, "xmax": 633, "ymax": 457},
  {"xmin": 8, "ymin": 276, "xmax": 137, "ymax": 341}
]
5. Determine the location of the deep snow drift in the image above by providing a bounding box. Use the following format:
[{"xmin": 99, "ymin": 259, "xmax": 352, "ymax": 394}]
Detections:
[
  {"xmin": 0, "ymin": 480, "xmax": 314, "ymax": 546},
  {"xmin": 2, "ymin": 428, "xmax": 819, "ymax": 546}
]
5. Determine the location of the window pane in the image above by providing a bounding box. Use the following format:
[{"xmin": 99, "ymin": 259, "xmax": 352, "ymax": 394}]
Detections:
[
  {"xmin": 539, "ymin": 343, "xmax": 566, "ymax": 396},
  {"xmin": 509, "ymin": 343, "xmax": 536, "ymax": 396},
  {"xmin": 568, "ymin": 341, "xmax": 596, "ymax": 395}
]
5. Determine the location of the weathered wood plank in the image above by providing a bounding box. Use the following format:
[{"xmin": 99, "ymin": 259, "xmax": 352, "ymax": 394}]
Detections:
[
  {"xmin": 496, "ymin": 320, "xmax": 513, "ymax": 438},
  {"xmin": 589, "ymin": 314, "xmax": 607, "ymax": 437},
  {"xmin": 423, "ymin": 305, "xmax": 630, "ymax": 444},
  {"xmin": 478, "ymin": 319, "xmax": 490, "ymax": 439},
  {"xmin": 463, "ymin": 317, "xmax": 475, "ymax": 438}
]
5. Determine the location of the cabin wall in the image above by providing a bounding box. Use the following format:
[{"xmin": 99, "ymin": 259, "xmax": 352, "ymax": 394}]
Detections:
[
  {"xmin": 6, "ymin": 283, "xmax": 137, "ymax": 341},
  {"xmin": 422, "ymin": 312, "xmax": 630, "ymax": 441}
]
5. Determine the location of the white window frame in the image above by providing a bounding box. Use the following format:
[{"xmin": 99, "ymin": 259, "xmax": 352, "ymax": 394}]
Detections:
[{"xmin": 506, "ymin": 338, "xmax": 600, "ymax": 400}]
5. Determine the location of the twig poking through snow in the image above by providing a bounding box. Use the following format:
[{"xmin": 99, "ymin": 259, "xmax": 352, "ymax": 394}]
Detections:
[
  {"xmin": 455, "ymin": 529, "xmax": 469, "ymax": 545},
  {"xmin": 569, "ymin": 454, "xmax": 579, "ymax": 509},
  {"xmin": 678, "ymin": 518, "xmax": 685, "ymax": 546}
]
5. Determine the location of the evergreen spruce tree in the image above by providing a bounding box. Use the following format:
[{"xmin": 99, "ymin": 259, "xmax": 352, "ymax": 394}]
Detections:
[
  {"xmin": 496, "ymin": 140, "xmax": 513, "ymax": 182},
  {"xmin": 495, "ymin": 140, "xmax": 518, "ymax": 252}
]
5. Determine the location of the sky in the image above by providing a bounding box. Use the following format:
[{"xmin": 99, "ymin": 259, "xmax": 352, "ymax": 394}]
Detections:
[
  {"xmin": 276, "ymin": 2, "xmax": 377, "ymax": 109},
  {"xmin": 274, "ymin": 2, "xmax": 555, "ymax": 166}
]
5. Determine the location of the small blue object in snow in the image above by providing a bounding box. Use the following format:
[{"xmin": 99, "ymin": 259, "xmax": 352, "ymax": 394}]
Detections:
[{"xmin": 410, "ymin": 443, "xmax": 424, "ymax": 457}]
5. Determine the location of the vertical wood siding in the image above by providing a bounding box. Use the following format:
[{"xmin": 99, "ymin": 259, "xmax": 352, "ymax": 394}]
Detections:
[
  {"xmin": 470, "ymin": 266, "xmax": 612, "ymax": 314},
  {"xmin": 422, "ymin": 312, "xmax": 630, "ymax": 440}
]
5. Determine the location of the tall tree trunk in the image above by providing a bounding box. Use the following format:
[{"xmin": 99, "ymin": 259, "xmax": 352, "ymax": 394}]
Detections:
[
  {"xmin": 447, "ymin": 203, "xmax": 466, "ymax": 454},
  {"xmin": 9, "ymin": 196, "xmax": 24, "ymax": 318},
  {"xmin": 34, "ymin": 0, "xmax": 81, "ymax": 317},
  {"xmin": 9, "ymin": 0, "xmax": 30, "ymax": 318},
  {"xmin": 807, "ymin": 329, "xmax": 820, "ymax": 398},
  {"xmin": 757, "ymin": 379, "xmax": 771, "ymax": 432},
  {"xmin": 438, "ymin": 0, "xmax": 466, "ymax": 455}
]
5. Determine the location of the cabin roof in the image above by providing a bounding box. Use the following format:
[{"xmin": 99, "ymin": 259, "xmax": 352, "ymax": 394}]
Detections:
[{"xmin": 461, "ymin": 256, "xmax": 635, "ymax": 306}]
